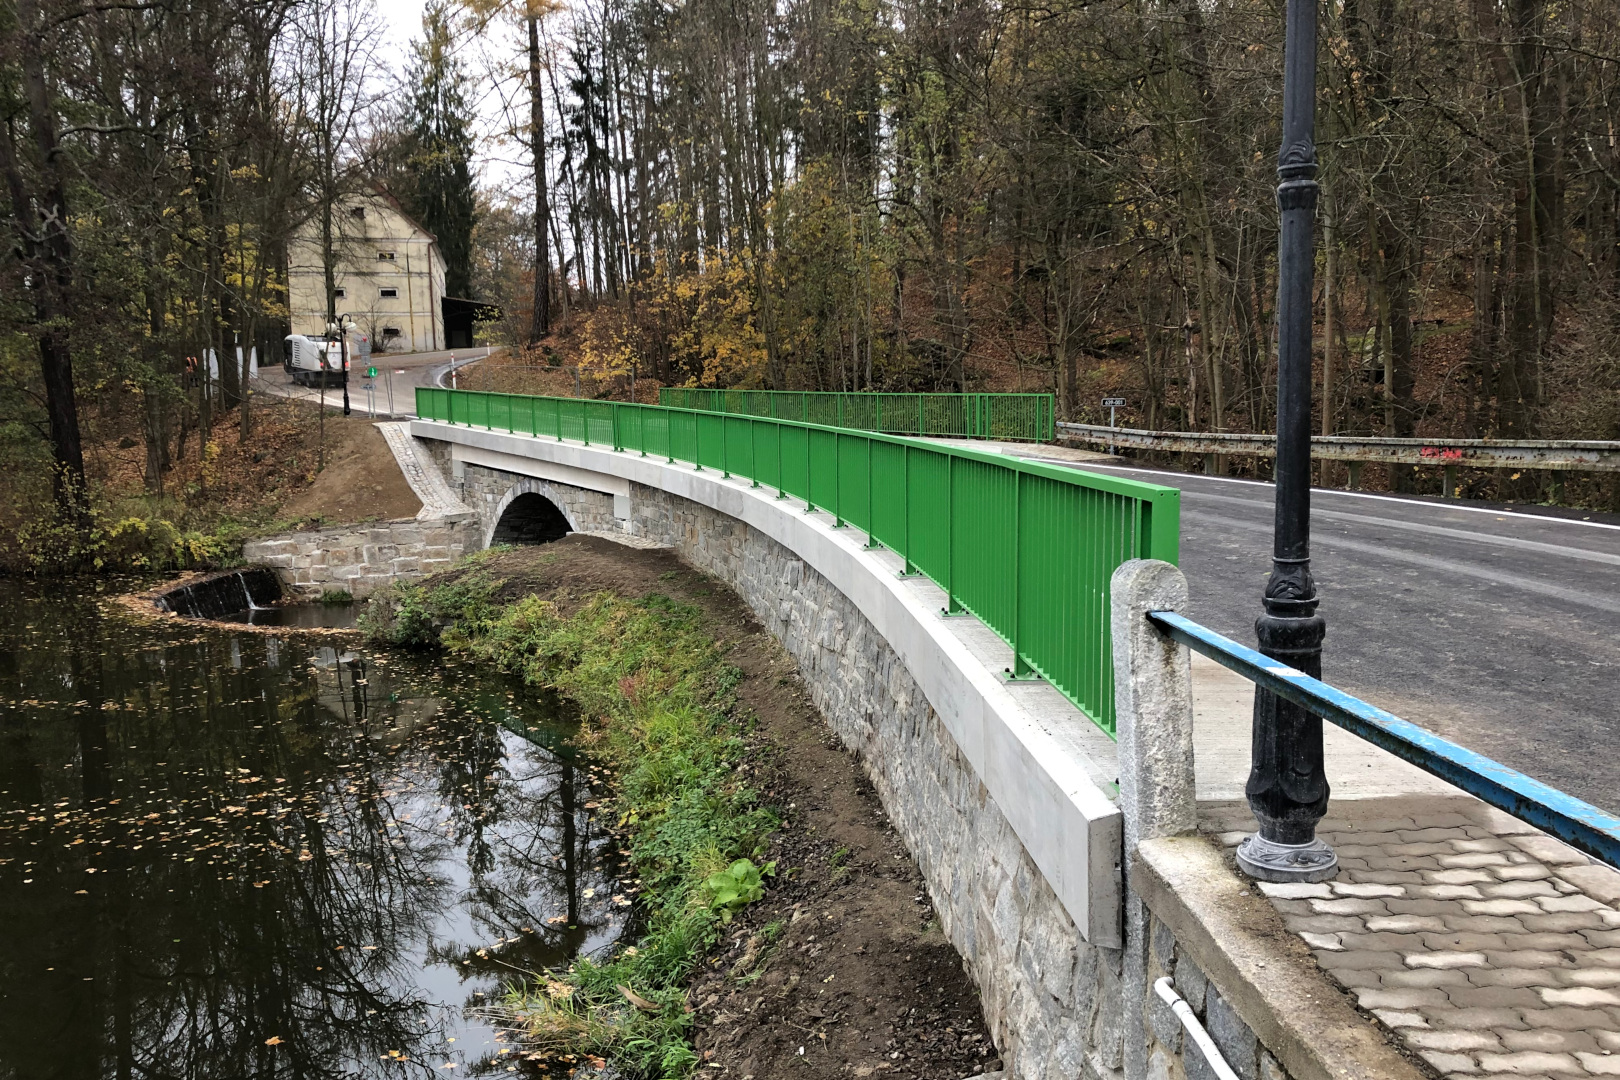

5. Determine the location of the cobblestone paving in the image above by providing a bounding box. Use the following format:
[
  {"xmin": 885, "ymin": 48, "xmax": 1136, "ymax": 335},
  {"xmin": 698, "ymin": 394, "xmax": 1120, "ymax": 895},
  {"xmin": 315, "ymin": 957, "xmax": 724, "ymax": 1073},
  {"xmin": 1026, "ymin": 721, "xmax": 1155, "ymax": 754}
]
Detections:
[
  {"xmin": 1204, "ymin": 799, "xmax": 1620, "ymax": 1079},
  {"xmin": 376, "ymin": 422, "xmax": 474, "ymax": 520}
]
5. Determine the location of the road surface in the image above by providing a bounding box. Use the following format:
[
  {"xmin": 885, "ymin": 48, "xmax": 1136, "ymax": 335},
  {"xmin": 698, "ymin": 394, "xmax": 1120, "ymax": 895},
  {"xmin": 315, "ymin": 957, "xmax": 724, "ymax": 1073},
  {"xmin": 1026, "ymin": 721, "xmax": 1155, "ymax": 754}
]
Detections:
[
  {"xmin": 1023, "ymin": 451, "xmax": 1620, "ymax": 812},
  {"xmin": 253, "ymin": 346, "xmax": 493, "ymax": 417}
]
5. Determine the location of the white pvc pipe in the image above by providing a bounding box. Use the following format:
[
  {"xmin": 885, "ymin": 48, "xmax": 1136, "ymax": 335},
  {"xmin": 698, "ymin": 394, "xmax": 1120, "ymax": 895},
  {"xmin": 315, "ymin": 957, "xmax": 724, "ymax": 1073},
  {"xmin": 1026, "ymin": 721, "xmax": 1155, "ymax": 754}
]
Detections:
[{"xmin": 1154, "ymin": 976, "xmax": 1242, "ymax": 1080}]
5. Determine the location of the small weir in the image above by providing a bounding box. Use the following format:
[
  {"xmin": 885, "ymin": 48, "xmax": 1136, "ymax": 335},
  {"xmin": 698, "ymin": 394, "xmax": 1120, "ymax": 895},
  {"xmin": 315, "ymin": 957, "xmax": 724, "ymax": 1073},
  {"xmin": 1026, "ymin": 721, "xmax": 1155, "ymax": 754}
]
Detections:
[
  {"xmin": 154, "ymin": 567, "xmax": 360, "ymax": 628},
  {"xmin": 0, "ymin": 579, "xmax": 625, "ymax": 1076}
]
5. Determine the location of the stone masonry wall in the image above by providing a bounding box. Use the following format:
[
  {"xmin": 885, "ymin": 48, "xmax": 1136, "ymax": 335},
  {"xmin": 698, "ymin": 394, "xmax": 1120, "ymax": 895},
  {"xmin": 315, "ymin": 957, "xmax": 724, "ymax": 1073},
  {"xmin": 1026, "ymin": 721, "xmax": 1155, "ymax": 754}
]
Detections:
[
  {"xmin": 618, "ymin": 479, "xmax": 1124, "ymax": 1080},
  {"xmin": 243, "ymin": 518, "xmax": 471, "ymax": 599},
  {"xmin": 1142, "ymin": 907, "xmax": 1295, "ymax": 1080},
  {"xmin": 456, "ymin": 462, "xmax": 620, "ymax": 541}
]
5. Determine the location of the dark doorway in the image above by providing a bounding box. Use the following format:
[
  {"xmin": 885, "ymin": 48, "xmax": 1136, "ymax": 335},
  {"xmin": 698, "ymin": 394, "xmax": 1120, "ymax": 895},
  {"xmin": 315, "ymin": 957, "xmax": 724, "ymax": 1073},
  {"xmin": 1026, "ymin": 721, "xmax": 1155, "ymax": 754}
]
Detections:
[{"xmin": 492, "ymin": 492, "xmax": 572, "ymax": 545}]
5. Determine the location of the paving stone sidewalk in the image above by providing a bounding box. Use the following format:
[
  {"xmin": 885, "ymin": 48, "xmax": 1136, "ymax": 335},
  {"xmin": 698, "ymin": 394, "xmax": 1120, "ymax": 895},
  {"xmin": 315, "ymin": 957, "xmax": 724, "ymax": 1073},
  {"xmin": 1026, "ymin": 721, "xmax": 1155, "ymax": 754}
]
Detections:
[
  {"xmin": 375, "ymin": 421, "xmax": 474, "ymax": 520},
  {"xmin": 1203, "ymin": 798, "xmax": 1620, "ymax": 1080}
]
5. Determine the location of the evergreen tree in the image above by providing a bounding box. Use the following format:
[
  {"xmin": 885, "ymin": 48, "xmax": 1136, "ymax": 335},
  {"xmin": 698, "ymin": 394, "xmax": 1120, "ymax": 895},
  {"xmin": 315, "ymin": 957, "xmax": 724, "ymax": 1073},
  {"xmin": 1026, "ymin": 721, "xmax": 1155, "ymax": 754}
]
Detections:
[{"xmin": 403, "ymin": 2, "xmax": 478, "ymax": 298}]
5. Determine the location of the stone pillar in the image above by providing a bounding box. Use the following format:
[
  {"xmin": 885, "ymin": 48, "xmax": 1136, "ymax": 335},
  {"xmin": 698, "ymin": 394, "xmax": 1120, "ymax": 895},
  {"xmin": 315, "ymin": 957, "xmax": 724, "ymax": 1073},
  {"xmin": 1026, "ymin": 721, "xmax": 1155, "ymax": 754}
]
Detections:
[{"xmin": 1111, "ymin": 558, "xmax": 1197, "ymax": 1080}]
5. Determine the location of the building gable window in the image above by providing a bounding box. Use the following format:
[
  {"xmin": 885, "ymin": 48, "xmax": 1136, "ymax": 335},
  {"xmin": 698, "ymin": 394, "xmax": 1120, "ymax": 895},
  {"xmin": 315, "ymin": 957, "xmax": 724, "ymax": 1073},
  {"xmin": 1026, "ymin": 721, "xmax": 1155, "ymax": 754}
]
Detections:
[
  {"xmin": 382, "ymin": 327, "xmax": 401, "ymax": 339},
  {"xmin": 377, "ymin": 251, "xmax": 396, "ymax": 261},
  {"xmin": 332, "ymin": 287, "xmax": 346, "ymax": 299},
  {"xmin": 379, "ymin": 287, "xmax": 399, "ymax": 299},
  {"xmin": 350, "ymin": 206, "xmax": 366, "ymax": 220}
]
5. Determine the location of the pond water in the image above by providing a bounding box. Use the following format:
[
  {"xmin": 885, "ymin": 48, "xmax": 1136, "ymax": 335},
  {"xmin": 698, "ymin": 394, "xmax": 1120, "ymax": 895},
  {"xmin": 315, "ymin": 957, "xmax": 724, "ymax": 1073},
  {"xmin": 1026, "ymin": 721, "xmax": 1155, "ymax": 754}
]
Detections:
[
  {"xmin": 215, "ymin": 601, "xmax": 363, "ymax": 629},
  {"xmin": 0, "ymin": 579, "xmax": 625, "ymax": 1078}
]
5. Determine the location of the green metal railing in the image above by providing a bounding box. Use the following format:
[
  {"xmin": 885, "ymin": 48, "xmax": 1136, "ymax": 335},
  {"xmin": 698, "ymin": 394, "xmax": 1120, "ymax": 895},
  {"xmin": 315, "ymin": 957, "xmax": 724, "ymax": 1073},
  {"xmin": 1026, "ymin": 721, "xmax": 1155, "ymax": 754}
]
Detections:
[
  {"xmin": 659, "ymin": 388, "xmax": 1056, "ymax": 443},
  {"xmin": 416, "ymin": 387, "xmax": 1178, "ymax": 735}
]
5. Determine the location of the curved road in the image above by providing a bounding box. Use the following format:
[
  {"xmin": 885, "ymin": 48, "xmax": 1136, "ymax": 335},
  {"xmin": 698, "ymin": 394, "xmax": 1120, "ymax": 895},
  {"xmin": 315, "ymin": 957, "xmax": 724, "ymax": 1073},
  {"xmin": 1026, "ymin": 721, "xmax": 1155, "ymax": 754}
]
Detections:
[
  {"xmin": 254, "ymin": 346, "xmax": 492, "ymax": 416},
  {"xmin": 1023, "ymin": 453, "xmax": 1620, "ymax": 812}
]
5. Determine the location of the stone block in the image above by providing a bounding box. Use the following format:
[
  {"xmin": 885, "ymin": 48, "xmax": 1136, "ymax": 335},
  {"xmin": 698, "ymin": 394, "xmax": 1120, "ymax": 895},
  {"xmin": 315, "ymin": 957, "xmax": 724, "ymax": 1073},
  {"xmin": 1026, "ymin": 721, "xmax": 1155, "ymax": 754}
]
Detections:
[
  {"xmin": 1537, "ymin": 986, "xmax": 1620, "ymax": 1008},
  {"xmin": 1509, "ymin": 836, "xmax": 1589, "ymax": 866},
  {"xmin": 1473, "ymin": 1050, "xmax": 1580, "ymax": 1074},
  {"xmin": 1385, "ymin": 968, "xmax": 1471, "ymax": 988},
  {"xmin": 1203, "ymin": 990, "xmax": 1257, "ymax": 1080},
  {"xmin": 1576, "ymin": 1052, "xmax": 1620, "ymax": 1075},
  {"xmin": 1417, "ymin": 1051, "xmax": 1479, "ymax": 1074},
  {"xmin": 1422, "ymin": 1006, "xmax": 1529, "ymax": 1031},
  {"xmin": 1555, "ymin": 866, "xmax": 1620, "ymax": 904},
  {"xmin": 1357, "ymin": 987, "xmax": 1449, "ymax": 1009},
  {"xmin": 1406, "ymin": 951, "xmax": 1488, "ymax": 969},
  {"xmin": 1146, "ymin": 988, "xmax": 1181, "ymax": 1052},
  {"xmin": 1516, "ymin": 1007, "xmax": 1616, "ymax": 1031},
  {"xmin": 1172, "ymin": 954, "xmax": 1207, "ymax": 1011},
  {"xmin": 1373, "ymin": 1009, "xmax": 1430, "ymax": 1029},
  {"xmin": 1499, "ymin": 1030, "xmax": 1599, "ymax": 1054},
  {"xmin": 1405, "ymin": 1030, "xmax": 1502, "ymax": 1052},
  {"xmin": 1370, "ymin": 915, "xmax": 1448, "ymax": 933}
]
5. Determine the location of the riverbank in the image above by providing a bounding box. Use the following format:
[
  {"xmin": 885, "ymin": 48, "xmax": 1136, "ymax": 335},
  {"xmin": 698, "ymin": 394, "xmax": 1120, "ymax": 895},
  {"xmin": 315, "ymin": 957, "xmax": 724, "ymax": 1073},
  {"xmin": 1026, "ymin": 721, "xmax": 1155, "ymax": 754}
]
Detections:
[{"xmin": 364, "ymin": 537, "xmax": 1002, "ymax": 1078}]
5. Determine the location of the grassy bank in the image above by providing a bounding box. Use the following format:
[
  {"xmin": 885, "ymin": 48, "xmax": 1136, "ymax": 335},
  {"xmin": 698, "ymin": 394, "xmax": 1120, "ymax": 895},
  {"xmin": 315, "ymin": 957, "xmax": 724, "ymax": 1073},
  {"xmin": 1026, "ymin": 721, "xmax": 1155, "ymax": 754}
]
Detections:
[{"xmin": 363, "ymin": 564, "xmax": 777, "ymax": 1077}]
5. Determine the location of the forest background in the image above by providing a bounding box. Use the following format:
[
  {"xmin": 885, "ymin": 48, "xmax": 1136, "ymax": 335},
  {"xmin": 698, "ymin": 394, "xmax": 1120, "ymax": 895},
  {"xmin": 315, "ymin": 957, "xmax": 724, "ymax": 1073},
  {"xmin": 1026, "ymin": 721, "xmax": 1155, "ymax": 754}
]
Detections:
[{"xmin": 1, "ymin": 0, "xmax": 1617, "ymax": 572}]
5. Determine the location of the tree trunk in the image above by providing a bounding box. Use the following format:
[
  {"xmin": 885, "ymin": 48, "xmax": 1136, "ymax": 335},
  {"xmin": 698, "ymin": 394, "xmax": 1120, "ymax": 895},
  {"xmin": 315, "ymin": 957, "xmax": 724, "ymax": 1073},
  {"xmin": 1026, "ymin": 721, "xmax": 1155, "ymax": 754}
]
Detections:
[
  {"xmin": 528, "ymin": 9, "xmax": 552, "ymax": 343},
  {"xmin": 3, "ymin": 12, "xmax": 89, "ymax": 528}
]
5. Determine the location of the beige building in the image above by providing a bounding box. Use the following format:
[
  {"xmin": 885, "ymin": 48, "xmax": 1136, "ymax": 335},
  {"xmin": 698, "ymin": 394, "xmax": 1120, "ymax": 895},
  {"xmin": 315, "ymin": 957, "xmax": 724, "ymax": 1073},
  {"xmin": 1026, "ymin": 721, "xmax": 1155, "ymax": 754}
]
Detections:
[{"xmin": 287, "ymin": 187, "xmax": 446, "ymax": 354}]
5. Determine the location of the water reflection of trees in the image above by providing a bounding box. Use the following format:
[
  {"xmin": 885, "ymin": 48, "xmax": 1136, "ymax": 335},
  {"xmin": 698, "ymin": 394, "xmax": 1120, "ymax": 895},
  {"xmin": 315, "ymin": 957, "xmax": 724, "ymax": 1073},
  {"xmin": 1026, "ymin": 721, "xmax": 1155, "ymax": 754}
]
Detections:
[{"xmin": 0, "ymin": 584, "xmax": 623, "ymax": 1080}]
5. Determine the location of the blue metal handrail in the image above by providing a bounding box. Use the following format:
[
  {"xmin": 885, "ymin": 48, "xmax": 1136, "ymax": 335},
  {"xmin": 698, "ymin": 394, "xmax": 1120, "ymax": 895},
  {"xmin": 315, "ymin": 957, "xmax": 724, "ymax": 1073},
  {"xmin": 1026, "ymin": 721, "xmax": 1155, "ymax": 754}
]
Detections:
[{"xmin": 1147, "ymin": 609, "xmax": 1620, "ymax": 869}]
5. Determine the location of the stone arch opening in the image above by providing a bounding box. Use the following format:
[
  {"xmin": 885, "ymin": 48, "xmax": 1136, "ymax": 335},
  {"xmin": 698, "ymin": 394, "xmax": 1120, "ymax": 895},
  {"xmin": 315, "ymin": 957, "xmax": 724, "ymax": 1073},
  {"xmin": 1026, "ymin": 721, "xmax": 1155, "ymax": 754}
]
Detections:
[{"xmin": 491, "ymin": 492, "xmax": 572, "ymax": 545}]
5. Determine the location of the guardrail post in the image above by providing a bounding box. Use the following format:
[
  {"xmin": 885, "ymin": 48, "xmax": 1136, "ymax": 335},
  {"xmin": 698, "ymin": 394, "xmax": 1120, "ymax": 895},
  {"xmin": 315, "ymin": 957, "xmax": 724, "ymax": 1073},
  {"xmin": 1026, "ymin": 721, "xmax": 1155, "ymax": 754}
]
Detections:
[
  {"xmin": 1444, "ymin": 463, "xmax": 1458, "ymax": 499},
  {"xmin": 1347, "ymin": 461, "xmax": 1361, "ymax": 490},
  {"xmin": 1111, "ymin": 558, "xmax": 1197, "ymax": 1080}
]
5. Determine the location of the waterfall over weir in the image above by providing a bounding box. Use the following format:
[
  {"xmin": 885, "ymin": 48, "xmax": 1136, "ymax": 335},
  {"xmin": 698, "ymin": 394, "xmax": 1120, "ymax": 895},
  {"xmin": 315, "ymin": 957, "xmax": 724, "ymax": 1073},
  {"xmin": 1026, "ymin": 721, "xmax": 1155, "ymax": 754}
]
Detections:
[{"xmin": 154, "ymin": 568, "xmax": 283, "ymax": 619}]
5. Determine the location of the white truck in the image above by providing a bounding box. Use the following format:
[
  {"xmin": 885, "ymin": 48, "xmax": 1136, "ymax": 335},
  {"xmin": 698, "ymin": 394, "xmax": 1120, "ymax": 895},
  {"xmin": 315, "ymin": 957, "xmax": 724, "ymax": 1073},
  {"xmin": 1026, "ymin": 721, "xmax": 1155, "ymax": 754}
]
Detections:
[{"xmin": 283, "ymin": 334, "xmax": 344, "ymax": 387}]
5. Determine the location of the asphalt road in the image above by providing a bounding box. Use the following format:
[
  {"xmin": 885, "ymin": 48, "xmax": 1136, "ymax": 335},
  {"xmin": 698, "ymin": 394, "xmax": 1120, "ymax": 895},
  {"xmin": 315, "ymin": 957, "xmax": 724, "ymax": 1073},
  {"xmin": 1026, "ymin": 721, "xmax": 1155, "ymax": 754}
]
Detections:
[
  {"xmin": 1032, "ymin": 456, "xmax": 1620, "ymax": 812},
  {"xmin": 254, "ymin": 346, "xmax": 494, "ymax": 416}
]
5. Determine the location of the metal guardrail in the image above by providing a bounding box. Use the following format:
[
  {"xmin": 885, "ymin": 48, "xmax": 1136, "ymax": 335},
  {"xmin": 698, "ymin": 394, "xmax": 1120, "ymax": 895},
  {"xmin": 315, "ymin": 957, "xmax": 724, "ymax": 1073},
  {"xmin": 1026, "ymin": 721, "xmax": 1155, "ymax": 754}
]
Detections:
[
  {"xmin": 1059, "ymin": 422, "xmax": 1620, "ymax": 472},
  {"xmin": 417, "ymin": 387, "xmax": 1178, "ymax": 735},
  {"xmin": 661, "ymin": 388, "xmax": 1057, "ymax": 443},
  {"xmin": 1147, "ymin": 610, "xmax": 1620, "ymax": 868}
]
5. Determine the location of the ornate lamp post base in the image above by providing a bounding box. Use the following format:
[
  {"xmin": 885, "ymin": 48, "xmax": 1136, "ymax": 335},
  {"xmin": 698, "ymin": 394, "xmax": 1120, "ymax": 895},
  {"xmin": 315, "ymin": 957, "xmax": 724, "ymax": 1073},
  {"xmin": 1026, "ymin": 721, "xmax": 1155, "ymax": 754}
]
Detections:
[{"xmin": 1237, "ymin": 833, "xmax": 1339, "ymax": 883}]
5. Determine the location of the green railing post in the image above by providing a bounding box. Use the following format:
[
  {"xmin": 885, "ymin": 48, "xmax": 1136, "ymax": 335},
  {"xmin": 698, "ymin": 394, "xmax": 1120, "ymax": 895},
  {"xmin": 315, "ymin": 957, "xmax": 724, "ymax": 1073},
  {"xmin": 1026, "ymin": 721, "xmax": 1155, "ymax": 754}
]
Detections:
[
  {"xmin": 749, "ymin": 420, "xmax": 759, "ymax": 487},
  {"xmin": 900, "ymin": 445, "xmax": 915, "ymax": 574},
  {"xmin": 776, "ymin": 423, "xmax": 787, "ymax": 499},
  {"xmin": 865, "ymin": 436, "xmax": 877, "ymax": 548},
  {"xmin": 943, "ymin": 453, "xmax": 962, "ymax": 615},
  {"xmin": 722, "ymin": 415, "xmax": 730, "ymax": 478},
  {"xmin": 1009, "ymin": 467, "xmax": 1033, "ymax": 679},
  {"xmin": 832, "ymin": 432, "xmax": 843, "ymax": 527}
]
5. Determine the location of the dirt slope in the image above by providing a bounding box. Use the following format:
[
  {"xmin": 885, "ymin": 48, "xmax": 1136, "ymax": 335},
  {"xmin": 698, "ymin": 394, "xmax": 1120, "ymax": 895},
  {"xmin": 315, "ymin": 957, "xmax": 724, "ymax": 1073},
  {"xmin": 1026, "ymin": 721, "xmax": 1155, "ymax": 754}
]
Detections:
[{"xmin": 276, "ymin": 412, "xmax": 420, "ymax": 525}]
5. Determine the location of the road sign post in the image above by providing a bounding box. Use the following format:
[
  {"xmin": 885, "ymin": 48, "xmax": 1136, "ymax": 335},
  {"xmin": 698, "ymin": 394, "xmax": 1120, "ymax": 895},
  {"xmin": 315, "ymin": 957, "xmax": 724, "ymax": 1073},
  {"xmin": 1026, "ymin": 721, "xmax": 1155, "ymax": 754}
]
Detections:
[{"xmin": 1101, "ymin": 397, "xmax": 1125, "ymax": 453}]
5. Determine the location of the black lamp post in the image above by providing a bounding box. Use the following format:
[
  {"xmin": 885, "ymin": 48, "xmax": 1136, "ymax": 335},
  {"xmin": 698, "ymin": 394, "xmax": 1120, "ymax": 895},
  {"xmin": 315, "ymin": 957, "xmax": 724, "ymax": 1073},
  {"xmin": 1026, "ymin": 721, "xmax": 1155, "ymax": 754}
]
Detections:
[
  {"xmin": 1236, "ymin": 0, "xmax": 1337, "ymax": 883},
  {"xmin": 339, "ymin": 314, "xmax": 352, "ymax": 417}
]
